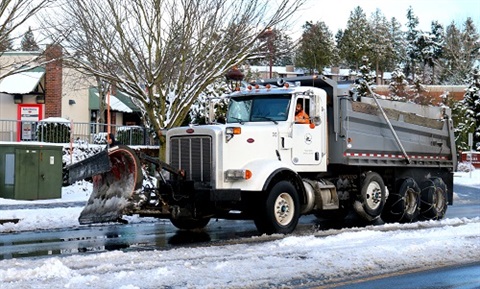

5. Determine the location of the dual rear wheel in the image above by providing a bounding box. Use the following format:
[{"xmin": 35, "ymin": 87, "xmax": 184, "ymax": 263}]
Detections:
[
  {"xmin": 358, "ymin": 173, "xmax": 448, "ymax": 223},
  {"xmin": 382, "ymin": 178, "xmax": 420, "ymax": 223}
]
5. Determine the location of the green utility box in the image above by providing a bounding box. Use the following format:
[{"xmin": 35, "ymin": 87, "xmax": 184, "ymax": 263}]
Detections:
[{"xmin": 0, "ymin": 142, "xmax": 63, "ymax": 200}]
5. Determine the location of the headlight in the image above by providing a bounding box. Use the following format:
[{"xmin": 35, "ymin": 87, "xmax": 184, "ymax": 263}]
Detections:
[
  {"xmin": 225, "ymin": 127, "xmax": 241, "ymax": 142},
  {"xmin": 224, "ymin": 169, "xmax": 252, "ymax": 181}
]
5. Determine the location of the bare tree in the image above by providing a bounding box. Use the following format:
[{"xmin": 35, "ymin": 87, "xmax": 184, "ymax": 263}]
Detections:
[
  {"xmin": 0, "ymin": 0, "xmax": 51, "ymax": 78},
  {"xmin": 43, "ymin": 0, "xmax": 305, "ymax": 151}
]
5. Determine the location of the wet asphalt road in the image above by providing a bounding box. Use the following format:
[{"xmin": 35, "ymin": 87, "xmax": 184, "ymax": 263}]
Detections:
[
  {"xmin": 1, "ymin": 184, "xmax": 479, "ymax": 261},
  {"xmin": 0, "ymin": 183, "xmax": 478, "ymax": 288},
  {"xmin": 332, "ymin": 262, "xmax": 480, "ymax": 289}
]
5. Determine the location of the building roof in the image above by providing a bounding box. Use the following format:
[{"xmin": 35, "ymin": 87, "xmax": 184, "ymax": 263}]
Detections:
[
  {"xmin": 88, "ymin": 87, "xmax": 140, "ymax": 113},
  {"xmin": 249, "ymin": 65, "xmax": 305, "ymax": 75},
  {"xmin": 0, "ymin": 67, "xmax": 45, "ymax": 94}
]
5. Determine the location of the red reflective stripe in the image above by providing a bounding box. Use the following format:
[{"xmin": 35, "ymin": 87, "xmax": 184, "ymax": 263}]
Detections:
[{"xmin": 344, "ymin": 152, "xmax": 448, "ymax": 160}]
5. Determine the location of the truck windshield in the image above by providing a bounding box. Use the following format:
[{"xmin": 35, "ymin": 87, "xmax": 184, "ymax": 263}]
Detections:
[{"xmin": 226, "ymin": 95, "xmax": 291, "ymax": 123}]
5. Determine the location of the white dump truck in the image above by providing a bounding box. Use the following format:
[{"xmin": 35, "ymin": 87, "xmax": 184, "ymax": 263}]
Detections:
[{"xmin": 71, "ymin": 75, "xmax": 457, "ymax": 234}]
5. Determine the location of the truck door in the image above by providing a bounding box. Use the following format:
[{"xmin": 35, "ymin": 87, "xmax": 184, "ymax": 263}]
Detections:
[{"xmin": 292, "ymin": 96, "xmax": 324, "ymax": 165}]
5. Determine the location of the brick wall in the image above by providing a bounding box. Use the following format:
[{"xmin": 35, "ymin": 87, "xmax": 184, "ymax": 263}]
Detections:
[{"xmin": 44, "ymin": 44, "xmax": 63, "ymax": 118}]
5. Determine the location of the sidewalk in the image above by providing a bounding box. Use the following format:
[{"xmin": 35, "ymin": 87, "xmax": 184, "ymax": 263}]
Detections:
[{"xmin": 0, "ymin": 200, "xmax": 86, "ymax": 210}]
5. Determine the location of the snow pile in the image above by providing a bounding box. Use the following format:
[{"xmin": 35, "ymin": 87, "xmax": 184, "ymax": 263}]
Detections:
[
  {"xmin": 0, "ymin": 218, "xmax": 478, "ymax": 289},
  {"xmin": 0, "ymin": 170, "xmax": 478, "ymax": 288}
]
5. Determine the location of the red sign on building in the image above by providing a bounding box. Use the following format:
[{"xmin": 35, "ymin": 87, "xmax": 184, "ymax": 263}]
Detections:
[{"xmin": 461, "ymin": 151, "xmax": 480, "ymax": 168}]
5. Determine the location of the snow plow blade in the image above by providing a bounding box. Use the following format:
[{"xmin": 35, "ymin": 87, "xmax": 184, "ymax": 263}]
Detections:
[
  {"xmin": 67, "ymin": 150, "xmax": 112, "ymax": 184},
  {"xmin": 78, "ymin": 145, "xmax": 143, "ymax": 225}
]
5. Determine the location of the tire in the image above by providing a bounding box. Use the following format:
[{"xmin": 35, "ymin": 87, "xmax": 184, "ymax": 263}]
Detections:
[
  {"xmin": 355, "ymin": 172, "xmax": 386, "ymax": 221},
  {"xmin": 170, "ymin": 217, "xmax": 210, "ymax": 230},
  {"xmin": 420, "ymin": 177, "xmax": 448, "ymax": 220},
  {"xmin": 382, "ymin": 178, "xmax": 420, "ymax": 223},
  {"xmin": 254, "ymin": 181, "xmax": 300, "ymax": 235}
]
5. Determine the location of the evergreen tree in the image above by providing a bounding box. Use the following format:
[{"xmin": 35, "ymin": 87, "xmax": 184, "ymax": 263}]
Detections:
[
  {"xmin": 429, "ymin": 21, "xmax": 445, "ymax": 83},
  {"xmin": 386, "ymin": 17, "xmax": 407, "ymax": 72},
  {"xmin": 272, "ymin": 30, "xmax": 296, "ymax": 66},
  {"xmin": 295, "ymin": 21, "xmax": 335, "ymax": 74},
  {"xmin": 462, "ymin": 18, "xmax": 480, "ymax": 76},
  {"xmin": 415, "ymin": 21, "xmax": 444, "ymax": 84},
  {"xmin": 388, "ymin": 66, "xmax": 409, "ymax": 101},
  {"xmin": 405, "ymin": 6, "xmax": 420, "ymax": 80},
  {"xmin": 337, "ymin": 6, "xmax": 372, "ymax": 70},
  {"xmin": 356, "ymin": 56, "xmax": 375, "ymax": 97},
  {"xmin": 251, "ymin": 28, "xmax": 296, "ymax": 67},
  {"xmin": 440, "ymin": 22, "xmax": 464, "ymax": 84},
  {"xmin": 440, "ymin": 19, "xmax": 480, "ymax": 85},
  {"xmin": 368, "ymin": 9, "xmax": 391, "ymax": 84},
  {"xmin": 441, "ymin": 90, "xmax": 474, "ymax": 153},
  {"xmin": 463, "ymin": 68, "xmax": 480, "ymax": 150},
  {"xmin": 21, "ymin": 26, "xmax": 39, "ymax": 51},
  {"xmin": 409, "ymin": 74, "xmax": 431, "ymax": 105}
]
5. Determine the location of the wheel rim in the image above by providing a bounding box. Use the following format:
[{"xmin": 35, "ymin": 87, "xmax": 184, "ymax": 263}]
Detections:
[
  {"xmin": 404, "ymin": 188, "xmax": 418, "ymax": 215},
  {"xmin": 433, "ymin": 188, "xmax": 445, "ymax": 212},
  {"xmin": 365, "ymin": 181, "xmax": 382, "ymax": 210},
  {"xmin": 274, "ymin": 192, "xmax": 294, "ymax": 226}
]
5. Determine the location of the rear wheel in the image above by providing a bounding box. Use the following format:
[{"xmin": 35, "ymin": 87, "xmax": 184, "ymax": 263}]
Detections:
[
  {"xmin": 170, "ymin": 217, "xmax": 211, "ymax": 230},
  {"xmin": 254, "ymin": 181, "xmax": 300, "ymax": 235},
  {"xmin": 354, "ymin": 172, "xmax": 386, "ymax": 221},
  {"xmin": 420, "ymin": 177, "xmax": 447, "ymax": 220},
  {"xmin": 382, "ymin": 178, "xmax": 420, "ymax": 223}
]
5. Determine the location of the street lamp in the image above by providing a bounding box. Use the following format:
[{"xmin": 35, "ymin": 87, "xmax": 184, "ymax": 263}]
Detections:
[{"xmin": 225, "ymin": 66, "xmax": 244, "ymax": 91}]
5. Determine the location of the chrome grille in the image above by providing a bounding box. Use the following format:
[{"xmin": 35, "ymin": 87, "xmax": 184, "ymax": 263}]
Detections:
[{"xmin": 170, "ymin": 136, "xmax": 212, "ymax": 182}]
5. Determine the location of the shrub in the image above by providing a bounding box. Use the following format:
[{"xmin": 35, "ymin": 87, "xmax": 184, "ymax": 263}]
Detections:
[
  {"xmin": 457, "ymin": 161, "xmax": 475, "ymax": 172},
  {"xmin": 117, "ymin": 126, "xmax": 144, "ymax": 145},
  {"xmin": 37, "ymin": 121, "xmax": 70, "ymax": 143}
]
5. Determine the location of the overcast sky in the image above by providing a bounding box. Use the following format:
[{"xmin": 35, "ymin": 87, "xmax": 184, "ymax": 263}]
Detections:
[{"xmin": 290, "ymin": 0, "xmax": 479, "ymax": 39}]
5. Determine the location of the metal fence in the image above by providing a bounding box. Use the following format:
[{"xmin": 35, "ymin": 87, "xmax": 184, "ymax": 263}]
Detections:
[{"xmin": 0, "ymin": 119, "xmax": 158, "ymax": 146}]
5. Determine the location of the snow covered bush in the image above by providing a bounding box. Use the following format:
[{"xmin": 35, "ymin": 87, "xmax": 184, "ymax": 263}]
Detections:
[
  {"xmin": 457, "ymin": 161, "xmax": 476, "ymax": 172},
  {"xmin": 93, "ymin": 132, "xmax": 108, "ymax": 144},
  {"xmin": 36, "ymin": 119, "xmax": 71, "ymax": 143}
]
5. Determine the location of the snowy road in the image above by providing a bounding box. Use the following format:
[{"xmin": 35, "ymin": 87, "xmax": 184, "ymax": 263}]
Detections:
[
  {"xmin": 0, "ymin": 218, "xmax": 478, "ymax": 289},
  {"xmin": 1, "ymin": 195, "xmax": 478, "ymax": 261},
  {"xmin": 0, "ymin": 172, "xmax": 479, "ymax": 288}
]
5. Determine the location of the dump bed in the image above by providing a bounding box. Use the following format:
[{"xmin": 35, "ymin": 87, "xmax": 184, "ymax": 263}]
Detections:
[
  {"xmin": 328, "ymin": 95, "xmax": 456, "ymax": 168},
  {"xmin": 256, "ymin": 75, "xmax": 456, "ymax": 169}
]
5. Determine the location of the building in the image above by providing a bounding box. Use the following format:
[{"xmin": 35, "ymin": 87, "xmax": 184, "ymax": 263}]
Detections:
[
  {"xmin": 246, "ymin": 65, "xmax": 305, "ymax": 80},
  {"xmin": 0, "ymin": 45, "xmax": 142, "ymax": 142}
]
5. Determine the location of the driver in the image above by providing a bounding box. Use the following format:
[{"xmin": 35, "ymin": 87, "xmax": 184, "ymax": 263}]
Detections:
[{"xmin": 295, "ymin": 102, "xmax": 309, "ymax": 124}]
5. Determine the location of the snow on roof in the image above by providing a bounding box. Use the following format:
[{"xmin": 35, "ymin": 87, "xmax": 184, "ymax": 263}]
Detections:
[
  {"xmin": 41, "ymin": 117, "xmax": 70, "ymax": 123},
  {"xmin": 93, "ymin": 92, "xmax": 133, "ymax": 113},
  {"xmin": 322, "ymin": 67, "xmax": 354, "ymax": 76},
  {"xmin": 249, "ymin": 65, "xmax": 304, "ymax": 75},
  {"xmin": 0, "ymin": 70, "xmax": 45, "ymax": 94},
  {"xmin": 109, "ymin": 95, "xmax": 133, "ymax": 113}
]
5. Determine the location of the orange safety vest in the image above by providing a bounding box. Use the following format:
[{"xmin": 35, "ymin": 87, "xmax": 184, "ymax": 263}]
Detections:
[{"xmin": 295, "ymin": 110, "xmax": 309, "ymax": 124}]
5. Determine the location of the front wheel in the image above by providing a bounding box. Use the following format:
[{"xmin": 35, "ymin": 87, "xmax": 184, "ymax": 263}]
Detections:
[{"xmin": 254, "ymin": 181, "xmax": 300, "ymax": 235}]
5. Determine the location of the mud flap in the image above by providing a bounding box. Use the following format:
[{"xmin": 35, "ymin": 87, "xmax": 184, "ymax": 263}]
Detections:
[{"xmin": 78, "ymin": 145, "xmax": 143, "ymax": 224}]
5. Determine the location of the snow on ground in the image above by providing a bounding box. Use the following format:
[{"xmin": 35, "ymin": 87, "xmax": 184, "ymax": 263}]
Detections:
[{"xmin": 0, "ymin": 170, "xmax": 479, "ymax": 288}]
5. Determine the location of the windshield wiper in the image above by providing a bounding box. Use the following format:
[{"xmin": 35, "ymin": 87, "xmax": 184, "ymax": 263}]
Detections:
[
  {"xmin": 252, "ymin": 116, "xmax": 278, "ymax": 124},
  {"xmin": 229, "ymin": 117, "xmax": 245, "ymax": 124}
]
